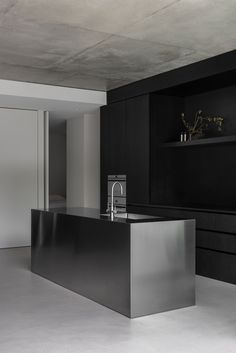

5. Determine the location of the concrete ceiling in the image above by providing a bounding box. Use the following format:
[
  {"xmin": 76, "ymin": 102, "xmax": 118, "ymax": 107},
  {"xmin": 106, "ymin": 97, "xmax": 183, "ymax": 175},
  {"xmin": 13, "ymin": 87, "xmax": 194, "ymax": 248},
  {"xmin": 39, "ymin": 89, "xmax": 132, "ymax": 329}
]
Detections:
[{"xmin": 0, "ymin": 0, "xmax": 235, "ymax": 91}]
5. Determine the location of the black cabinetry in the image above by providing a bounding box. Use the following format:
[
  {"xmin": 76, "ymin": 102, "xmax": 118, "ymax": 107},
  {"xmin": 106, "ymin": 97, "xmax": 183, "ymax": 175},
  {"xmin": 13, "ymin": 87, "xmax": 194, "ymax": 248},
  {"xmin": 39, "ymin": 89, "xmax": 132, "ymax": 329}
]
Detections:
[
  {"xmin": 126, "ymin": 95, "xmax": 149, "ymax": 204},
  {"xmin": 127, "ymin": 204, "xmax": 236, "ymax": 285},
  {"xmin": 150, "ymin": 84, "xmax": 236, "ymax": 210},
  {"xmin": 101, "ymin": 50, "xmax": 236, "ymax": 285},
  {"xmin": 146, "ymin": 76, "xmax": 236, "ymax": 285},
  {"xmin": 100, "ymin": 101, "xmax": 126, "ymax": 174},
  {"xmin": 100, "ymin": 95, "xmax": 150, "ymax": 209},
  {"xmin": 100, "ymin": 101, "xmax": 126, "ymax": 210}
]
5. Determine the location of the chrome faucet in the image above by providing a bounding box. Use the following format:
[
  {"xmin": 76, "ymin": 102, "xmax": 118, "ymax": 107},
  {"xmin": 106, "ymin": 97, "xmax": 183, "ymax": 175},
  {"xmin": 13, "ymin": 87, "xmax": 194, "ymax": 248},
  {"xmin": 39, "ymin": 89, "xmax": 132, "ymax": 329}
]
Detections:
[{"xmin": 110, "ymin": 181, "xmax": 123, "ymax": 220}]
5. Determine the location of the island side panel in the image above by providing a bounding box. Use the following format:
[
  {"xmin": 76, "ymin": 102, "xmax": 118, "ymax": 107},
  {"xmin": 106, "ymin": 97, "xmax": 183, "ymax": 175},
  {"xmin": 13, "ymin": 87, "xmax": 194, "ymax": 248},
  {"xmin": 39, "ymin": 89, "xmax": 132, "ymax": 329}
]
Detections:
[
  {"xmin": 31, "ymin": 210, "xmax": 131, "ymax": 317},
  {"xmin": 130, "ymin": 219, "xmax": 195, "ymax": 318}
]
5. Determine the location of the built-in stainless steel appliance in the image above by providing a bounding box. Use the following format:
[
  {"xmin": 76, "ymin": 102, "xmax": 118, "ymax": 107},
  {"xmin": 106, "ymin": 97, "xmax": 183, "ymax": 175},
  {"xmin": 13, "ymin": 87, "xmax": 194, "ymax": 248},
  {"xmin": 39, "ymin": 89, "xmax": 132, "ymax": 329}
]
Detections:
[{"xmin": 107, "ymin": 175, "xmax": 126, "ymax": 213}]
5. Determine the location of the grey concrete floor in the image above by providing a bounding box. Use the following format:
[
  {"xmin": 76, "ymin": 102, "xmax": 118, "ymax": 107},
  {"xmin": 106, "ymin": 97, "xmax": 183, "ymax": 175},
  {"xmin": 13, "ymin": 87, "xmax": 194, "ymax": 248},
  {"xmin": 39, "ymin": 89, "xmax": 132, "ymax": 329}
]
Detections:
[{"xmin": 0, "ymin": 247, "xmax": 235, "ymax": 353}]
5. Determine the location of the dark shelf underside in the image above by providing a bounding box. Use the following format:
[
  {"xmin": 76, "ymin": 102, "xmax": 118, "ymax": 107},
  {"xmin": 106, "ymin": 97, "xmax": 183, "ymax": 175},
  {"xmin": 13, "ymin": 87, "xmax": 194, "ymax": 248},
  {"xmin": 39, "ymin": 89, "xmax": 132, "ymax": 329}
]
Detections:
[{"xmin": 160, "ymin": 135, "xmax": 236, "ymax": 148}]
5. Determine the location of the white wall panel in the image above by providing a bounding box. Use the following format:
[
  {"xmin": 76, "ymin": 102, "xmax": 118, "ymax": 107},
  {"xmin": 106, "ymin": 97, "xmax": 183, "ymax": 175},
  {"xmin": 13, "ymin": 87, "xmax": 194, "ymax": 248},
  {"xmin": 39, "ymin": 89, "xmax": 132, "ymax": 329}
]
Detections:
[
  {"xmin": 66, "ymin": 111, "xmax": 100, "ymax": 209},
  {"xmin": 66, "ymin": 116, "xmax": 84, "ymax": 207},
  {"xmin": 0, "ymin": 108, "xmax": 45, "ymax": 248},
  {"xmin": 83, "ymin": 113, "xmax": 100, "ymax": 209}
]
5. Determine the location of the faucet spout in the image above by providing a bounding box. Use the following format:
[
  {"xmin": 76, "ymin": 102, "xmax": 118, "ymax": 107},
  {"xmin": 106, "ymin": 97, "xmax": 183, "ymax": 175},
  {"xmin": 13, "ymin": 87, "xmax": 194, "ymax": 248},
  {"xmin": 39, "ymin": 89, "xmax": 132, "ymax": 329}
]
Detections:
[{"xmin": 110, "ymin": 182, "xmax": 123, "ymax": 220}]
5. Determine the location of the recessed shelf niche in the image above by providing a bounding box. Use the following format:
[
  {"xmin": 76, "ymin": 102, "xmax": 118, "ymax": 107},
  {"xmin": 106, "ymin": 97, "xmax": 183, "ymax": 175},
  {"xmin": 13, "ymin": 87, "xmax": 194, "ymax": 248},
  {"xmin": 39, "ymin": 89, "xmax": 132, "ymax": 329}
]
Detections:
[{"xmin": 150, "ymin": 76, "xmax": 236, "ymax": 212}]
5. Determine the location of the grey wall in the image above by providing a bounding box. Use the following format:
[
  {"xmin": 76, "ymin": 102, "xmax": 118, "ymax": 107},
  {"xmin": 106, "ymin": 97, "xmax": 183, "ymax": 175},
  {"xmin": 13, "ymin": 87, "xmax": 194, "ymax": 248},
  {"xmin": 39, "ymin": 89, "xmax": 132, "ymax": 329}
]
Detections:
[
  {"xmin": 83, "ymin": 113, "xmax": 100, "ymax": 208},
  {"xmin": 49, "ymin": 119, "xmax": 66, "ymax": 199},
  {"xmin": 0, "ymin": 108, "xmax": 46, "ymax": 248},
  {"xmin": 66, "ymin": 115, "xmax": 84, "ymax": 207},
  {"xmin": 67, "ymin": 111, "xmax": 100, "ymax": 208}
]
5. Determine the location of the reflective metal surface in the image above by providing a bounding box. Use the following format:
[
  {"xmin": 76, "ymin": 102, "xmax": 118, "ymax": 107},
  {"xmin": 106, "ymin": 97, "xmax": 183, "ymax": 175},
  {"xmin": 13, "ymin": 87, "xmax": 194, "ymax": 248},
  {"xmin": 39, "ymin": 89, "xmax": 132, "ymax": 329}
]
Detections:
[
  {"xmin": 34, "ymin": 207, "xmax": 167, "ymax": 224},
  {"xmin": 100, "ymin": 212, "xmax": 161, "ymax": 220},
  {"xmin": 107, "ymin": 175, "xmax": 127, "ymax": 213},
  {"xmin": 110, "ymin": 181, "xmax": 123, "ymax": 220},
  {"xmin": 31, "ymin": 208, "xmax": 195, "ymax": 318},
  {"xmin": 130, "ymin": 220, "xmax": 196, "ymax": 317},
  {"xmin": 31, "ymin": 210, "xmax": 131, "ymax": 317}
]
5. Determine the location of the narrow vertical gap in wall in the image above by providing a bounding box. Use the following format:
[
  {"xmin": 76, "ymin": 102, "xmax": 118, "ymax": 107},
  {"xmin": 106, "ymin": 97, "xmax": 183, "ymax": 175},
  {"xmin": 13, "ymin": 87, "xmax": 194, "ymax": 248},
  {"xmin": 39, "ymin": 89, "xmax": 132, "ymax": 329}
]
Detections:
[
  {"xmin": 49, "ymin": 115, "xmax": 67, "ymax": 208},
  {"xmin": 44, "ymin": 111, "xmax": 49, "ymax": 209},
  {"xmin": 37, "ymin": 111, "xmax": 46, "ymax": 209}
]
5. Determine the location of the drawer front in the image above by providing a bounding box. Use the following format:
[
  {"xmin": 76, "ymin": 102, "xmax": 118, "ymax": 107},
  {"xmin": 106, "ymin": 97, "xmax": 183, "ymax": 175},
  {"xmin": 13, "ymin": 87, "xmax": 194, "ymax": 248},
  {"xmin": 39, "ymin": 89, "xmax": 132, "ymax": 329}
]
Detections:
[
  {"xmin": 196, "ymin": 248, "xmax": 236, "ymax": 285},
  {"xmin": 128, "ymin": 205, "xmax": 236, "ymax": 233},
  {"xmin": 129, "ymin": 205, "xmax": 236, "ymax": 284},
  {"xmin": 196, "ymin": 230, "xmax": 236, "ymax": 254}
]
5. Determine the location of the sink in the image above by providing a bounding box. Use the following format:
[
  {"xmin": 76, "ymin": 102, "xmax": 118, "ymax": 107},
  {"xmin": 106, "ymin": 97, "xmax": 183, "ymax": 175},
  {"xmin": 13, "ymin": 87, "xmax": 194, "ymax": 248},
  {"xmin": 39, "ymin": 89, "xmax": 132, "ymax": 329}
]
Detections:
[{"xmin": 100, "ymin": 212, "xmax": 161, "ymax": 220}]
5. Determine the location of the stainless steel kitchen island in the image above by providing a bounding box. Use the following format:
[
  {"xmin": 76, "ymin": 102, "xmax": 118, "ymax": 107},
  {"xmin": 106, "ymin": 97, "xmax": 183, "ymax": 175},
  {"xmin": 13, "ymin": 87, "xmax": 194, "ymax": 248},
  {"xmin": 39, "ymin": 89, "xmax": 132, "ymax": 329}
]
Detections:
[{"xmin": 31, "ymin": 207, "xmax": 195, "ymax": 318}]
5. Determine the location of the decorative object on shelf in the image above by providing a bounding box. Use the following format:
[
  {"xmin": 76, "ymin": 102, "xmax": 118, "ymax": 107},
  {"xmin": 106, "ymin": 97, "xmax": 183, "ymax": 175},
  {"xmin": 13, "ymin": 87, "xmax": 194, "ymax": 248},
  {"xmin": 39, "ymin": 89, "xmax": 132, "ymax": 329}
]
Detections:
[
  {"xmin": 181, "ymin": 110, "xmax": 224, "ymax": 141},
  {"xmin": 180, "ymin": 132, "xmax": 187, "ymax": 142}
]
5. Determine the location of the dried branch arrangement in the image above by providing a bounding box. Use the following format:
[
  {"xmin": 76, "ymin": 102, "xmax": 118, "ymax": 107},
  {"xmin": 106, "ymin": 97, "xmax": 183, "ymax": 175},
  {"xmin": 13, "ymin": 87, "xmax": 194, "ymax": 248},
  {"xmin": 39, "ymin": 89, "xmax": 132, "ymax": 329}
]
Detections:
[{"xmin": 181, "ymin": 110, "xmax": 224, "ymax": 140}]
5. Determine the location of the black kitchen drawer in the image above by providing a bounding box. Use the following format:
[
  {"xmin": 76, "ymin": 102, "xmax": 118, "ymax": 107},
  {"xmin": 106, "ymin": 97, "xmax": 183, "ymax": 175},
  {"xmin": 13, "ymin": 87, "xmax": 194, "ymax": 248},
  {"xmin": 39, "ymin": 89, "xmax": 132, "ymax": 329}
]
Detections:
[
  {"xmin": 196, "ymin": 248, "xmax": 236, "ymax": 284},
  {"xmin": 128, "ymin": 204, "xmax": 236, "ymax": 233},
  {"xmin": 197, "ymin": 229, "xmax": 236, "ymax": 254}
]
